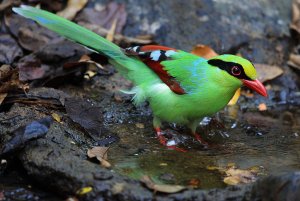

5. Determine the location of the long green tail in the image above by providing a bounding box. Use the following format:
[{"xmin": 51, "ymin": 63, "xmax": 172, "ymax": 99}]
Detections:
[
  {"xmin": 12, "ymin": 6, "xmax": 152, "ymax": 77},
  {"xmin": 13, "ymin": 5, "xmax": 160, "ymax": 104},
  {"xmin": 13, "ymin": 5, "xmax": 124, "ymax": 59}
]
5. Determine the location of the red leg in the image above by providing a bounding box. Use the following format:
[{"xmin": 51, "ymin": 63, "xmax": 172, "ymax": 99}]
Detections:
[
  {"xmin": 193, "ymin": 132, "xmax": 209, "ymax": 146},
  {"xmin": 154, "ymin": 127, "xmax": 187, "ymax": 152}
]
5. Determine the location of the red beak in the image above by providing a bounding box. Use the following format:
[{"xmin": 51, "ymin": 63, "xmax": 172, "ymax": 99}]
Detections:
[{"xmin": 242, "ymin": 79, "xmax": 268, "ymax": 97}]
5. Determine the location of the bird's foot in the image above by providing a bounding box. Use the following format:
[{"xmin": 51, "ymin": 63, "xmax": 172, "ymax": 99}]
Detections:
[
  {"xmin": 193, "ymin": 132, "xmax": 209, "ymax": 147},
  {"xmin": 155, "ymin": 128, "xmax": 187, "ymax": 152},
  {"xmin": 209, "ymin": 118, "xmax": 225, "ymax": 129}
]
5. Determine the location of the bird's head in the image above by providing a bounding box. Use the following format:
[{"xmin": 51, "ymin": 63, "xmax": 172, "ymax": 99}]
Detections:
[{"xmin": 207, "ymin": 54, "xmax": 267, "ymax": 97}]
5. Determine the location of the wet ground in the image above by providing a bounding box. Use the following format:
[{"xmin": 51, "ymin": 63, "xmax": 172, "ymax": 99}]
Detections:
[
  {"xmin": 108, "ymin": 101, "xmax": 300, "ymax": 189},
  {"xmin": 0, "ymin": 71, "xmax": 300, "ymax": 200}
]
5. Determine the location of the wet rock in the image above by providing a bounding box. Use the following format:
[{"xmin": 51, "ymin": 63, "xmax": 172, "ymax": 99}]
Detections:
[
  {"xmin": 251, "ymin": 172, "xmax": 300, "ymax": 201},
  {"xmin": 0, "ymin": 117, "xmax": 53, "ymax": 156}
]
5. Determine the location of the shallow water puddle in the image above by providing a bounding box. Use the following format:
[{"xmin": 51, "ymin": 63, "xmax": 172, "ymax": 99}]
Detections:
[{"xmin": 108, "ymin": 105, "xmax": 300, "ymax": 189}]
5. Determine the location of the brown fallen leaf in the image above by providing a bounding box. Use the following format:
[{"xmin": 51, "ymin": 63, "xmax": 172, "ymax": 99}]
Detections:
[
  {"xmin": 135, "ymin": 123, "xmax": 145, "ymax": 129},
  {"xmin": 0, "ymin": 0, "xmax": 20, "ymax": 11},
  {"xmin": 0, "ymin": 93, "xmax": 7, "ymax": 105},
  {"xmin": 65, "ymin": 197, "xmax": 79, "ymax": 201},
  {"xmin": 5, "ymin": 13, "xmax": 58, "ymax": 52},
  {"xmin": 290, "ymin": 0, "xmax": 300, "ymax": 35},
  {"xmin": 224, "ymin": 167, "xmax": 258, "ymax": 185},
  {"xmin": 57, "ymin": 0, "xmax": 88, "ymax": 20},
  {"xmin": 258, "ymin": 103, "xmax": 267, "ymax": 111},
  {"xmin": 87, "ymin": 146, "xmax": 111, "ymax": 168},
  {"xmin": 18, "ymin": 64, "xmax": 45, "ymax": 81},
  {"xmin": 111, "ymin": 183, "xmax": 125, "ymax": 194},
  {"xmin": 188, "ymin": 178, "xmax": 201, "ymax": 188},
  {"xmin": 0, "ymin": 33, "xmax": 23, "ymax": 64},
  {"xmin": 288, "ymin": 53, "xmax": 300, "ymax": 70},
  {"xmin": 106, "ymin": 18, "xmax": 117, "ymax": 42},
  {"xmin": 141, "ymin": 175, "xmax": 186, "ymax": 193},
  {"xmin": 254, "ymin": 63, "xmax": 283, "ymax": 83},
  {"xmin": 191, "ymin": 44, "xmax": 218, "ymax": 59},
  {"xmin": 64, "ymin": 54, "xmax": 103, "ymax": 70},
  {"xmin": 76, "ymin": 2, "xmax": 127, "ymax": 34},
  {"xmin": 0, "ymin": 65, "xmax": 28, "ymax": 94},
  {"xmin": 207, "ymin": 163, "xmax": 262, "ymax": 185}
]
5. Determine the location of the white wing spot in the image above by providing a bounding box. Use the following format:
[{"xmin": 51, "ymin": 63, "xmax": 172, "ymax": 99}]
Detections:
[
  {"xmin": 133, "ymin": 46, "xmax": 139, "ymax": 52},
  {"xmin": 150, "ymin": 51, "xmax": 161, "ymax": 61},
  {"xmin": 165, "ymin": 50, "xmax": 176, "ymax": 57}
]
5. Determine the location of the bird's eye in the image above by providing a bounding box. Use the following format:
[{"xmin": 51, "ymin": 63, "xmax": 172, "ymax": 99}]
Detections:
[{"xmin": 231, "ymin": 66, "xmax": 241, "ymax": 76}]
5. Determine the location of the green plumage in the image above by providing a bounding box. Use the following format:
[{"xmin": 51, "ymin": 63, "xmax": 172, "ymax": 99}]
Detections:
[{"xmin": 13, "ymin": 6, "xmax": 265, "ymax": 147}]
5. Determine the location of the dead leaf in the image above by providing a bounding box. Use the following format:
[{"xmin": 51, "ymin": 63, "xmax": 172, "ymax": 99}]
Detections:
[
  {"xmin": 141, "ymin": 175, "xmax": 186, "ymax": 193},
  {"xmin": 64, "ymin": 54, "xmax": 104, "ymax": 74},
  {"xmin": 0, "ymin": 0, "xmax": 20, "ymax": 11},
  {"xmin": 258, "ymin": 103, "xmax": 267, "ymax": 111},
  {"xmin": 0, "ymin": 65, "xmax": 28, "ymax": 94},
  {"xmin": 188, "ymin": 178, "xmax": 201, "ymax": 188},
  {"xmin": 57, "ymin": 0, "xmax": 88, "ymax": 20},
  {"xmin": 65, "ymin": 98, "xmax": 108, "ymax": 140},
  {"xmin": 288, "ymin": 53, "xmax": 300, "ymax": 70},
  {"xmin": 65, "ymin": 197, "xmax": 79, "ymax": 201},
  {"xmin": 106, "ymin": 18, "xmax": 117, "ymax": 42},
  {"xmin": 111, "ymin": 183, "xmax": 125, "ymax": 194},
  {"xmin": 18, "ymin": 65, "xmax": 45, "ymax": 81},
  {"xmin": 224, "ymin": 167, "xmax": 258, "ymax": 185},
  {"xmin": 206, "ymin": 165, "xmax": 222, "ymax": 171},
  {"xmin": 87, "ymin": 146, "xmax": 111, "ymax": 168},
  {"xmin": 0, "ymin": 33, "xmax": 23, "ymax": 64},
  {"xmin": 51, "ymin": 113, "xmax": 62, "ymax": 122},
  {"xmin": 254, "ymin": 63, "xmax": 283, "ymax": 83},
  {"xmin": 76, "ymin": 186, "xmax": 92, "ymax": 195},
  {"xmin": 5, "ymin": 13, "xmax": 58, "ymax": 52},
  {"xmin": 207, "ymin": 164, "xmax": 261, "ymax": 185},
  {"xmin": 191, "ymin": 44, "xmax": 218, "ymax": 59},
  {"xmin": 76, "ymin": 2, "xmax": 127, "ymax": 34},
  {"xmin": 290, "ymin": 0, "xmax": 300, "ymax": 35},
  {"xmin": 18, "ymin": 27, "xmax": 58, "ymax": 52},
  {"xmin": 87, "ymin": 146, "xmax": 108, "ymax": 160},
  {"xmin": 135, "ymin": 123, "xmax": 145, "ymax": 129},
  {"xmin": 0, "ymin": 93, "xmax": 7, "ymax": 105}
]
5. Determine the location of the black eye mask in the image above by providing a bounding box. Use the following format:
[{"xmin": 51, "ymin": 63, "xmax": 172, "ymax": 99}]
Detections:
[{"xmin": 207, "ymin": 59, "xmax": 252, "ymax": 80}]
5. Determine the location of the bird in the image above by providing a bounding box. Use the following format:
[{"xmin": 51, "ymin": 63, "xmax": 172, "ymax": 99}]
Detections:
[{"xmin": 13, "ymin": 5, "xmax": 267, "ymax": 151}]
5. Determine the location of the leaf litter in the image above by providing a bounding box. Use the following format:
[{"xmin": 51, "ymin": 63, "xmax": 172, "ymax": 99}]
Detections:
[
  {"xmin": 87, "ymin": 146, "xmax": 111, "ymax": 168},
  {"xmin": 57, "ymin": 0, "xmax": 88, "ymax": 20},
  {"xmin": 206, "ymin": 163, "xmax": 264, "ymax": 185},
  {"xmin": 141, "ymin": 175, "xmax": 186, "ymax": 193}
]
